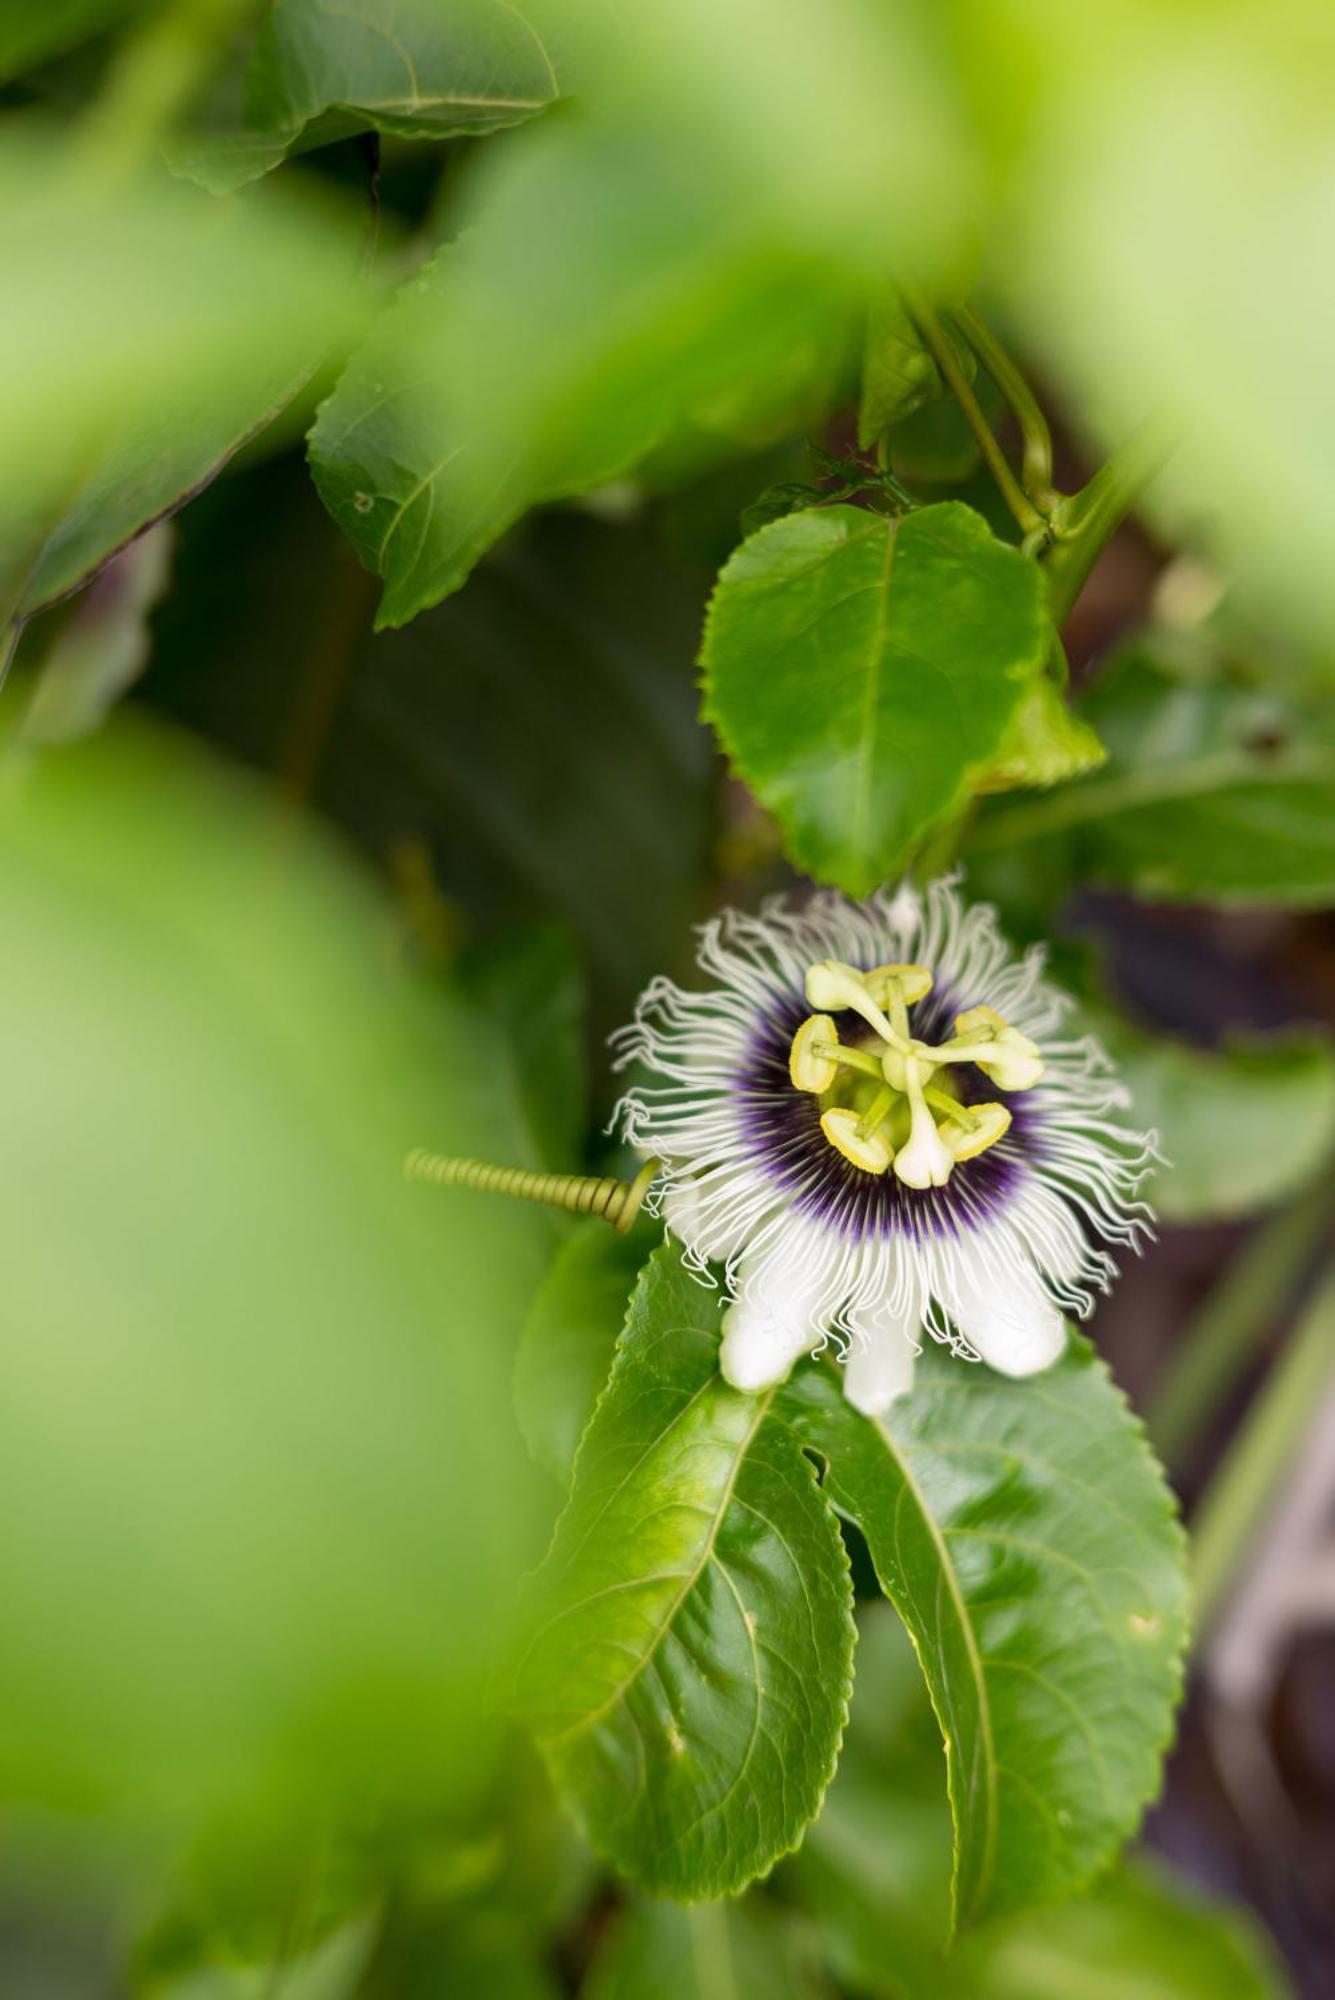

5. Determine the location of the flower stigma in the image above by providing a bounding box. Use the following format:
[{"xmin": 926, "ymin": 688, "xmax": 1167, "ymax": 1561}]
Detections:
[{"xmin": 791, "ymin": 958, "xmax": 1037, "ymax": 1189}]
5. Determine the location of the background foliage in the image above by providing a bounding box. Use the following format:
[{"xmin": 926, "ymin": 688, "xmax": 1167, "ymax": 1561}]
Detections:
[{"xmin": 1, "ymin": 0, "xmax": 1333, "ymax": 1994}]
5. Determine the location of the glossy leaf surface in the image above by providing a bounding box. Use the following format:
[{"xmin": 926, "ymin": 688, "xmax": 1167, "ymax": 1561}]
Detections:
[
  {"xmin": 781, "ymin": 1339, "xmax": 1189, "ymax": 1926},
  {"xmin": 517, "ymin": 1248, "xmax": 855, "ymax": 1899},
  {"xmin": 702, "ymin": 503, "xmax": 1052, "ymax": 891}
]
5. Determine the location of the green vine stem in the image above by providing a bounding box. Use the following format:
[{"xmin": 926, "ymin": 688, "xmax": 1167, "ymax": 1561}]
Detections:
[
  {"xmin": 952, "ymin": 304, "xmax": 1057, "ymax": 507},
  {"xmin": 1190, "ymin": 1260, "xmax": 1335, "ymax": 1634},
  {"xmin": 901, "ymin": 286, "xmax": 1048, "ymax": 540},
  {"xmin": 1042, "ymin": 419, "xmax": 1174, "ymax": 625}
]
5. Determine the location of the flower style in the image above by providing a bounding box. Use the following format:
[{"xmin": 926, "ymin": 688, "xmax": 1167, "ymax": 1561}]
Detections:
[{"xmin": 611, "ymin": 879, "xmax": 1156, "ymax": 1414}]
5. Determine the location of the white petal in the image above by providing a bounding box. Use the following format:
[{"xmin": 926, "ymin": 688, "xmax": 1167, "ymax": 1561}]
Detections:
[
  {"xmin": 843, "ymin": 1305, "xmax": 919, "ymax": 1415},
  {"xmin": 719, "ymin": 1250, "xmax": 828, "ymax": 1395},
  {"xmin": 944, "ymin": 1252, "xmax": 1066, "ymax": 1378}
]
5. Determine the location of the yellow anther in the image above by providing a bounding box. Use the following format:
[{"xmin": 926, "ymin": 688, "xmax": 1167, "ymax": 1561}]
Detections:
[
  {"xmin": 820, "ymin": 1106, "xmax": 893, "ymax": 1175},
  {"xmin": 790, "ymin": 1014, "xmax": 840, "ymax": 1094},
  {"xmin": 949, "ymin": 1007, "xmax": 1043, "ymax": 1091},
  {"xmin": 943, "ymin": 1101, "xmax": 1012, "ymax": 1162},
  {"xmin": 803, "ymin": 960, "xmax": 904, "ymax": 1049},
  {"xmin": 865, "ymin": 963, "xmax": 934, "ymax": 1006},
  {"xmin": 953, "ymin": 1005, "xmax": 1008, "ymax": 1040}
]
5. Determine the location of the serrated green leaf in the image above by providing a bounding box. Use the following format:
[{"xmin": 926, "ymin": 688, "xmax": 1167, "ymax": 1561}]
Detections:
[
  {"xmin": 975, "ymin": 675, "xmax": 1105, "ymax": 793},
  {"xmin": 1103, "ymin": 1022, "xmax": 1335, "ymax": 1224},
  {"xmin": 780, "ymin": 1338, "xmax": 1189, "ymax": 1927},
  {"xmin": 513, "ymin": 1222, "xmax": 650, "ymax": 1485},
  {"xmin": 788, "ymin": 1611, "xmax": 1285, "ymax": 2000},
  {"xmin": 700, "ymin": 503, "xmax": 1052, "ymax": 893},
  {"xmin": 971, "ymin": 643, "xmax": 1335, "ymax": 905},
  {"xmin": 582, "ymin": 1896, "xmax": 830, "ymax": 2000},
  {"xmin": 516, "ymin": 1246, "xmax": 855, "ymax": 1899},
  {"xmin": 174, "ymin": 0, "xmax": 563, "ymax": 195}
]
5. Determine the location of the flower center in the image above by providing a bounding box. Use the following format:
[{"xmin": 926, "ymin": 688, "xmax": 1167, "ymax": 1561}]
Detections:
[{"xmin": 787, "ymin": 959, "xmax": 1044, "ymax": 1187}]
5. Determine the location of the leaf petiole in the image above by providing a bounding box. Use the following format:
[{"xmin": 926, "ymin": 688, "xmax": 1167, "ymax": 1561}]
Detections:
[{"xmin": 901, "ymin": 287, "xmax": 1048, "ymax": 540}]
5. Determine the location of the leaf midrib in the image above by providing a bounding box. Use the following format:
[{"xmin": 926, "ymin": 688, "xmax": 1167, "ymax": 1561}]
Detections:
[
  {"xmin": 548, "ymin": 1380, "xmax": 777, "ymax": 1745},
  {"xmin": 848, "ymin": 518, "xmax": 898, "ymax": 871},
  {"xmin": 862, "ymin": 1403, "xmax": 1000, "ymax": 1927}
]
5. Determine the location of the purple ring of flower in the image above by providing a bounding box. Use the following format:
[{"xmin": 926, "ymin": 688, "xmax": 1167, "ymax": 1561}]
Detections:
[{"xmin": 736, "ymin": 973, "xmax": 1036, "ymax": 1243}]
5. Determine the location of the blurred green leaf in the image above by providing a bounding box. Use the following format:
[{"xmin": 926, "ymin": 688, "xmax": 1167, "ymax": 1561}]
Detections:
[
  {"xmin": 780, "ymin": 1337, "xmax": 1189, "ymax": 1926},
  {"xmin": 783, "ymin": 1607, "xmax": 953, "ymax": 1998},
  {"xmin": 971, "ymin": 643, "xmax": 1335, "ymax": 904},
  {"xmin": 582, "ymin": 1896, "xmax": 829, "ymax": 2000},
  {"xmin": 147, "ymin": 471, "xmax": 714, "ymax": 1024},
  {"xmin": 0, "ymin": 718, "xmax": 551, "ymax": 1818},
  {"xmin": 311, "ymin": 0, "xmax": 969, "ymax": 623},
  {"xmin": 139, "ymin": 1914, "xmax": 377, "ymax": 2000},
  {"xmin": 513, "ymin": 1221, "xmax": 650, "ymax": 1486},
  {"xmin": 516, "ymin": 1246, "xmax": 855, "ymax": 1899},
  {"xmin": 0, "ymin": 0, "xmax": 144, "ymax": 80},
  {"xmin": 1105, "ymin": 1022, "xmax": 1335, "ymax": 1224},
  {"xmin": 176, "ymin": 0, "xmax": 563, "ymax": 195},
  {"xmin": 0, "ymin": 132, "xmax": 360, "ymax": 620},
  {"xmin": 1010, "ymin": 0, "xmax": 1335, "ymax": 647},
  {"xmin": 701, "ymin": 502, "xmax": 1053, "ymax": 893},
  {"xmin": 20, "ymin": 522, "xmax": 173, "ymax": 744},
  {"xmin": 888, "ymin": 373, "xmax": 1007, "ymax": 489},
  {"xmin": 460, "ymin": 925, "xmax": 587, "ymax": 1172},
  {"xmin": 309, "ymin": 195, "xmax": 856, "ymax": 628},
  {"xmin": 949, "ymin": 1859, "xmax": 1291, "ymax": 2000},
  {"xmin": 858, "ymin": 288, "xmax": 969, "ymax": 451}
]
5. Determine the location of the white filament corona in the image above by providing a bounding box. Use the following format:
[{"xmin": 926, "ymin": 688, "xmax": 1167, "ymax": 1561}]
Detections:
[{"xmin": 611, "ymin": 879, "xmax": 1157, "ymax": 1413}]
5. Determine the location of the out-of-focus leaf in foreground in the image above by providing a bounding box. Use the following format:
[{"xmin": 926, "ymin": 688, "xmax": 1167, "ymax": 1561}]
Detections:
[
  {"xmin": 311, "ymin": 0, "xmax": 970, "ymax": 625},
  {"xmin": 175, "ymin": 0, "xmax": 565, "ymax": 196},
  {"xmin": 1008, "ymin": 0, "xmax": 1335, "ymax": 646},
  {"xmin": 0, "ymin": 130, "xmax": 361, "ymax": 619},
  {"xmin": 0, "ymin": 0, "xmax": 144, "ymax": 81},
  {"xmin": 0, "ymin": 719, "xmax": 551, "ymax": 1818},
  {"xmin": 513, "ymin": 1220, "xmax": 650, "ymax": 1487}
]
